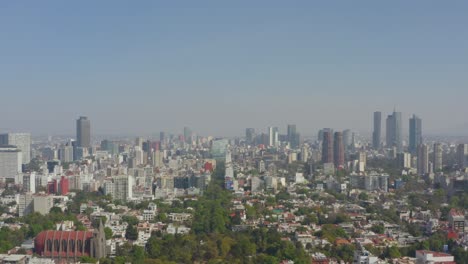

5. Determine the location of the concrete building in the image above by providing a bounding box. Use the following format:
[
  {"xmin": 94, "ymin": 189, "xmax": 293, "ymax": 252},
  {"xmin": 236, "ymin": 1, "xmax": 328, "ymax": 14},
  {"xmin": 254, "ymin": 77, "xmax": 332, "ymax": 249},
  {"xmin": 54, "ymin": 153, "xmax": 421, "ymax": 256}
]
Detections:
[
  {"xmin": 409, "ymin": 114, "xmax": 422, "ymax": 154},
  {"xmin": 417, "ymin": 144, "xmax": 429, "ymax": 175},
  {"xmin": 0, "ymin": 145, "xmax": 22, "ymax": 179},
  {"xmin": 104, "ymin": 175, "xmax": 134, "ymax": 201},
  {"xmin": 333, "ymin": 132, "xmax": 345, "ymax": 169},
  {"xmin": 322, "ymin": 130, "xmax": 333, "ymax": 164},
  {"xmin": 397, "ymin": 152, "xmax": 412, "ymax": 169},
  {"xmin": 448, "ymin": 209, "xmax": 465, "ymax": 232},
  {"xmin": 18, "ymin": 193, "xmax": 34, "ymax": 217},
  {"xmin": 456, "ymin": 144, "xmax": 468, "ymax": 168},
  {"xmin": 386, "ymin": 111, "xmax": 403, "ymax": 152},
  {"xmin": 372, "ymin": 111, "xmax": 381, "ymax": 150},
  {"xmin": 245, "ymin": 128, "xmax": 255, "ymax": 145},
  {"xmin": 0, "ymin": 133, "xmax": 31, "ymax": 164},
  {"xmin": 415, "ymin": 250, "xmax": 454, "ymax": 264},
  {"xmin": 76, "ymin": 116, "xmax": 91, "ymax": 148},
  {"xmin": 33, "ymin": 195, "xmax": 54, "ymax": 215},
  {"xmin": 433, "ymin": 143, "xmax": 443, "ymax": 172}
]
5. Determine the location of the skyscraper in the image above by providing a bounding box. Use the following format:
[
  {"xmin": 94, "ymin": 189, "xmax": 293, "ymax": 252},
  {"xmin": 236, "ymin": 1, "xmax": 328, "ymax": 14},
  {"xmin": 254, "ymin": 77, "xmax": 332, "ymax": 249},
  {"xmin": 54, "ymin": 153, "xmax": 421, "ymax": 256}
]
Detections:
[
  {"xmin": 245, "ymin": 128, "xmax": 255, "ymax": 145},
  {"xmin": 433, "ymin": 143, "xmax": 443, "ymax": 172},
  {"xmin": 183, "ymin": 127, "xmax": 192, "ymax": 144},
  {"xmin": 456, "ymin": 144, "xmax": 468, "ymax": 169},
  {"xmin": 268, "ymin": 127, "xmax": 279, "ymax": 147},
  {"xmin": 333, "ymin": 132, "xmax": 344, "ymax": 169},
  {"xmin": 409, "ymin": 114, "xmax": 422, "ymax": 154},
  {"xmin": 342, "ymin": 129, "xmax": 352, "ymax": 151},
  {"xmin": 0, "ymin": 133, "xmax": 31, "ymax": 164},
  {"xmin": 0, "ymin": 145, "xmax": 22, "ymax": 179},
  {"xmin": 386, "ymin": 111, "xmax": 402, "ymax": 152},
  {"xmin": 287, "ymin": 124, "xmax": 298, "ymax": 148},
  {"xmin": 417, "ymin": 144, "xmax": 429, "ymax": 175},
  {"xmin": 372, "ymin": 111, "xmax": 381, "ymax": 149},
  {"xmin": 322, "ymin": 130, "xmax": 333, "ymax": 164},
  {"xmin": 76, "ymin": 116, "xmax": 91, "ymax": 148}
]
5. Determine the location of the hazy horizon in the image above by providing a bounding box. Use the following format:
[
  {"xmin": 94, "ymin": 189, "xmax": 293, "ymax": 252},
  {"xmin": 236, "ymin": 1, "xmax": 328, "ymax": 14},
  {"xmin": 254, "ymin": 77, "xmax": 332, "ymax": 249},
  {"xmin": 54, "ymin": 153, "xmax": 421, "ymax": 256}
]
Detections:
[{"xmin": 1, "ymin": 1, "xmax": 468, "ymax": 137}]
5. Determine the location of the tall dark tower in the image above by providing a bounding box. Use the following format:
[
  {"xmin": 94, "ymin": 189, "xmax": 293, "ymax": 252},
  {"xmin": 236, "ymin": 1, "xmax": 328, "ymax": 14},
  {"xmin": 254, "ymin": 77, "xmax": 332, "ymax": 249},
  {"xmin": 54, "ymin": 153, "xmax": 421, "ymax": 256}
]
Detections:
[
  {"xmin": 322, "ymin": 130, "xmax": 334, "ymax": 164},
  {"xmin": 386, "ymin": 110, "xmax": 402, "ymax": 152},
  {"xmin": 409, "ymin": 114, "xmax": 422, "ymax": 154},
  {"xmin": 76, "ymin": 116, "xmax": 91, "ymax": 148},
  {"xmin": 287, "ymin": 124, "xmax": 298, "ymax": 148},
  {"xmin": 372, "ymin": 111, "xmax": 381, "ymax": 149},
  {"xmin": 245, "ymin": 128, "xmax": 255, "ymax": 145},
  {"xmin": 334, "ymin": 132, "xmax": 345, "ymax": 169}
]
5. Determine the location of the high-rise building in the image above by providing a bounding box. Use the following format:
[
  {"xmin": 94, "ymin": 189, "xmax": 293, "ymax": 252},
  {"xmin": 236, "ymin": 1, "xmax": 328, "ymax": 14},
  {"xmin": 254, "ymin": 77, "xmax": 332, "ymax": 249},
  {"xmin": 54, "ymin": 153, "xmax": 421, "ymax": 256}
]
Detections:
[
  {"xmin": 342, "ymin": 129, "xmax": 352, "ymax": 151},
  {"xmin": 0, "ymin": 145, "xmax": 22, "ymax": 179},
  {"xmin": 417, "ymin": 144, "xmax": 429, "ymax": 175},
  {"xmin": 104, "ymin": 175, "xmax": 134, "ymax": 201},
  {"xmin": 287, "ymin": 124, "xmax": 299, "ymax": 148},
  {"xmin": 456, "ymin": 144, "xmax": 468, "ymax": 168},
  {"xmin": 183, "ymin": 127, "xmax": 192, "ymax": 144},
  {"xmin": 409, "ymin": 114, "xmax": 422, "ymax": 154},
  {"xmin": 0, "ymin": 133, "xmax": 31, "ymax": 164},
  {"xmin": 397, "ymin": 152, "xmax": 412, "ymax": 169},
  {"xmin": 318, "ymin": 128, "xmax": 333, "ymax": 142},
  {"xmin": 245, "ymin": 128, "xmax": 255, "ymax": 145},
  {"xmin": 372, "ymin": 112, "xmax": 382, "ymax": 149},
  {"xmin": 433, "ymin": 143, "xmax": 443, "ymax": 172},
  {"xmin": 58, "ymin": 145, "xmax": 73, "ymax": 162},
  {"xmin": 333, "ymin": 132, "xmax": 345, "ymax": 169},
  {"xmin": 76, "ymin": 116, "xmax": 91, "ymax": 148},
  {"xmin": 322, "ymin": 130, "xmax": 333, "ymax": 164},
  {"xmin": 159, "ymin": 132, "xmax": 166, "ymax": 144},
  {"xmin": 268, "ymin": 127, "xmax": 279, "ymax": 147},
  {"xmin": 386, "ymin": 111, "xmax": 403, "ymax": 152}
]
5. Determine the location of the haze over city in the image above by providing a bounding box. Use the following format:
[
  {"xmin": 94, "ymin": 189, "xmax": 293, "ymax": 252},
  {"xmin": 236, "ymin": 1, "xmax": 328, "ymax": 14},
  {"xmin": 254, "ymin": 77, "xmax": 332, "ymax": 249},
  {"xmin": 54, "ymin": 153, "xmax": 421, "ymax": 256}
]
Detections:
[{"xmin": 1, "ymin": 1, "xmax": 468, "ymax": 136}]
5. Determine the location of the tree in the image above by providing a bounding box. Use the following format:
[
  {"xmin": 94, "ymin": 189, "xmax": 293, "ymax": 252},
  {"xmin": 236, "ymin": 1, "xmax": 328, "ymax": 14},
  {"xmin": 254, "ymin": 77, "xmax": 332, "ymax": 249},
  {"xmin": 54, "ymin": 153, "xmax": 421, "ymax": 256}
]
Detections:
[
  {"xmin": 371, "ymin": 224, "xmax": 385, "ymax": 234},
  {"xmin": 104, "ymin": 227, "xmax": 113, "ymax": 240},
  {"xmin": 358, "ymin": 192, "xmax": 369, "ymax": 200},
  {"xmin": 49, "ymin": 207, "xmax": 63, "ymax": 214},
  {"xmin": 125, "ymin": 224, "xmax": 138, "ymax": 241}
]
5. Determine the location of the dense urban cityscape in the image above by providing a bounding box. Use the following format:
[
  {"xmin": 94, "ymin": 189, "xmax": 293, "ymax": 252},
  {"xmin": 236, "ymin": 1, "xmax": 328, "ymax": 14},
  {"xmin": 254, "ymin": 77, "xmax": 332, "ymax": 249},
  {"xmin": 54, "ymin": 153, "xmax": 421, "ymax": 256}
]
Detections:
[
  {"xmin": 0, "ymin": 111, "xmax": 466, "ymax": 264},
  {"xmin": 2, "ymin": 2, "xmax": 468, "ymax": 264}
]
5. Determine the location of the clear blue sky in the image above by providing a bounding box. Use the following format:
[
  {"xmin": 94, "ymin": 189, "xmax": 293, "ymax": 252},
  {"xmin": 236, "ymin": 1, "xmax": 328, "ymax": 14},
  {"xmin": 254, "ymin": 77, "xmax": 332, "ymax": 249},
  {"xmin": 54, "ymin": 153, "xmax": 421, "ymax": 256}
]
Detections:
[{"xmin": 1, "ymin": 1, "xmax": 467, "ymax": 137}]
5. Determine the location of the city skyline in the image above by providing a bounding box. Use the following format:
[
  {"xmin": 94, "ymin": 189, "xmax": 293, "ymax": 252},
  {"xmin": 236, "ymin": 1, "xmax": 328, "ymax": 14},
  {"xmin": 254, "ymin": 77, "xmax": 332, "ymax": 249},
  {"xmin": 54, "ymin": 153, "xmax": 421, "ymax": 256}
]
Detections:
[{"xmin": 1, "ymin": 2, "xmax": 468, "ymax": 136}]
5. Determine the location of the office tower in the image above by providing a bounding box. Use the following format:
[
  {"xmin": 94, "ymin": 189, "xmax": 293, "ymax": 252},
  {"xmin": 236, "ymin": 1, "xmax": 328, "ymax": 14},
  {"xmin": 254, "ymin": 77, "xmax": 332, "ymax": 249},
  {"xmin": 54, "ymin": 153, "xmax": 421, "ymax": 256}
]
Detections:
[
  {"xmin": 135, "ymin": 137, "xmax": 144, "ymax": 149},
  {"xmin": 358, "ymin": 151, "xmax": 367, "ymax": 172},
  {"xmin": 397, "ymin": 152, "xmax": 412, "ymax": 169},
  {"xmin": 433, "ymin": 143, "xmax": 443, "ymax": 172},
  {"xmin": 301, "ymin": 146, "xmax": 309, "ymax": 162},
  {"xmin": 409, "ymin": 114, "xmax": 422, "ymax": 154},
  {"xmin": 386, "ymin": 110, "xmax": 402, "ymax": 152},
  {"xmin": 333, "ymin": 132, "xmax": 345, "ymax": 169},
  {"xmin": 159, "ymin": 132, "xmax": 166, "ymax": 143},
  {"xmin": 342, "ymin": 129, "xmax": 352, "ymax": 151},
  {"xmin": 318, "ymin": 128, "xmax": 333, "ymax": 142},
  {"xmin": 183, "ymin": 127, "xmax": 192, "ymax": 144},
  {"xmin": 76, "ymin": 116, "xmax": 91, "ymax": 148},
  {"xmin": 417, "ymin": 144, "xmax": 429, "ymax": 175},
  {"xmin": 0, "ymin": 133, "xmax": 31, "ymax": 164},
  {"xmin": 322, "ymin": 130, "xmax": 334, "ymax": 164},
  {"xmin": 103, "ymin": 175, "xmax": 134, "ymax": 201},
  {"xmin": 23, "ymin": 173, "xmax": 36, "ymax": 193},
  {"xmin": 18, "ymin": 193, "xmax": 34, "ymax": 217},
  {"xmin": 372, "ymin": 112, "xmax": 382, "ymax": 149},
  {"xmin": 0, "ymin": 146, "xmax": 22, "ymax": 179},
  {"xmin": 268, "ymin": 127, "xmax": 279, "ymax": 147},
  {"xmin": 287, "ymin": 124, "xmax": 299, "ymax": 148},
  {"xmin": 58, "ymin": 145, "xmax": 73, "ymax": 162},
  {"xmin": 456, "ymin": 144, "xmax": 468, "ymax": 168},
  {"xmin": 245, "ymin": 128, "xmax": 255, "ymax": 145}
]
